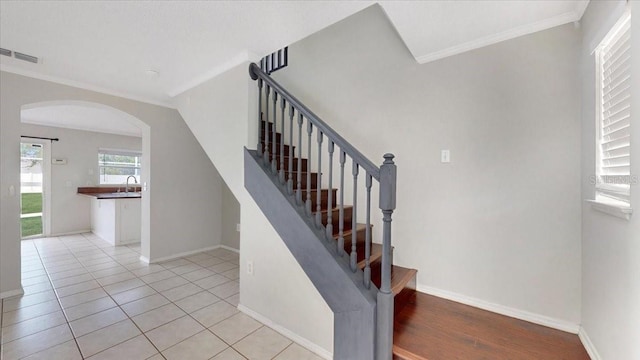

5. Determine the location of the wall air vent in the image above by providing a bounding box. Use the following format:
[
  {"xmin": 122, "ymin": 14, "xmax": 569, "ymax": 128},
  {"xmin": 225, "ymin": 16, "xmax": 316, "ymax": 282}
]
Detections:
[
  {"xmin": 14, "ymin": 52, "xmax": 38, "ymax": 64},
  {"xmin": 0, "ymin": 48, "xmax": 12, "ymax": 57}
]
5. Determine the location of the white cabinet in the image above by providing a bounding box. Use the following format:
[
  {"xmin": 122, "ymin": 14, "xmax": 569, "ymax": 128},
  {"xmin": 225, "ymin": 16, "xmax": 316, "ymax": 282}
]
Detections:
[{"xmin": 91, "ymin": 198, "xmax": 141, "ymax": 245}]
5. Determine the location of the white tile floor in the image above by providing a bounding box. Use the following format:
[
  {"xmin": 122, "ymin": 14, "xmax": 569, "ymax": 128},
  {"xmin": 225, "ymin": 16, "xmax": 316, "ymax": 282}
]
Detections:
[{"xmin": 1, "ymin": 233, "xmax": 323, "ymax": 360}]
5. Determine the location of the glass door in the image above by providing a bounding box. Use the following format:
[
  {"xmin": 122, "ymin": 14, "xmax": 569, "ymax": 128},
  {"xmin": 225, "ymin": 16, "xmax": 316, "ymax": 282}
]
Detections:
[{"xmin": 20, "ymin": 142, "xmax": 44, "ymax": 238}]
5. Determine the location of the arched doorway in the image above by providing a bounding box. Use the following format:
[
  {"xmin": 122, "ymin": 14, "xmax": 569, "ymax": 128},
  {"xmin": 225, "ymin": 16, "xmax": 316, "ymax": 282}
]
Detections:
[{"xmin": 20, "ymin": 101, "xmax": 152, "ymax": 261}]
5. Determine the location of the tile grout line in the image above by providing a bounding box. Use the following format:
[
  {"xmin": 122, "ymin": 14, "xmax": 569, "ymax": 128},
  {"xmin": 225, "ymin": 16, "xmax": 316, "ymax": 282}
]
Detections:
[
  {"xmin": 6, "ymin": 235, "xmax": 244, "ymax": 360},
  {"xmin": 31, "ymin": 237, "xmax": 85, "ymax": 360},
  {"xmin": 57, "ymin": 234, "xmax": 239, "ymax": 359},
  {"xmin": 56, "ymin": 233, "xmax": 167, "ymax": 359}
]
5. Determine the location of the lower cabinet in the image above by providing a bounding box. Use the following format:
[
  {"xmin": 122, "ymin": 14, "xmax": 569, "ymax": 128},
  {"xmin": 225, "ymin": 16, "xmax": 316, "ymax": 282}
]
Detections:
[{"xmin": 91, "ymin": 198, "xmax": 141, "ymax": 245}]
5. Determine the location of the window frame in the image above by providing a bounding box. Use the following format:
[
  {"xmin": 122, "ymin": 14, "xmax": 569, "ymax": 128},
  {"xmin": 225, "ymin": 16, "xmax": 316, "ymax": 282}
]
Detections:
[
  {"xmin": 98, "ymin": 148, "xmax": 142, "ymax": 185},
  {"xmin": 594, "ymin": 11, "xmax": 632, "ymax": 210}
]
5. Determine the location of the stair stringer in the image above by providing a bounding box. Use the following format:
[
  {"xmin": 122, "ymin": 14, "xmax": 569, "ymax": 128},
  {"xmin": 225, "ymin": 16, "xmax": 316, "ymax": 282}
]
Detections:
[{"xmin": 245, "ymin": 148, "xmax": 378, "ymax": 359}]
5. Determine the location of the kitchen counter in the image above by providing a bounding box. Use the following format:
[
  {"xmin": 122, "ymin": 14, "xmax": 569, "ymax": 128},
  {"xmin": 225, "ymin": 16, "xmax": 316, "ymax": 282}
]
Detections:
[
  {"xmin": 78, "ymin": 186, "xmax": 142, "ymax": 245},
  {"xmin": 78, "ymin": 186, "xmax": 141, "ymax": 199}
]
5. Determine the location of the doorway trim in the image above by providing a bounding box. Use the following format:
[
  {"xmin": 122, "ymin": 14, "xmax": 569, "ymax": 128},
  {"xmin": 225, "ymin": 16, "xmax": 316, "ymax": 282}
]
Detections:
[{"xmin": 19, "ymin": 137, "xmax": 52, "ymax": 238}]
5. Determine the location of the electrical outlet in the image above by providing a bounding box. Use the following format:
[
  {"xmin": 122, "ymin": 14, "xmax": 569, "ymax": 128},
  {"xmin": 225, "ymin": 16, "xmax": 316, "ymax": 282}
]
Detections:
[{"xmin": 247, "ymin": 260, "xmax": 254, "ymax": 275}]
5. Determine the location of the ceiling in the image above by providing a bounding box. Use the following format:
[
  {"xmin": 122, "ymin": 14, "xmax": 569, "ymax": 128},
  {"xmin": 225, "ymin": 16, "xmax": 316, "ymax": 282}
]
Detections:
[
  {"xmin": 1, "ymin": 1, "xmax": 589, "ymax": 111},
  {"xmin": 22, "ymin": 104, "xmax": 143, "ymax": 137}
]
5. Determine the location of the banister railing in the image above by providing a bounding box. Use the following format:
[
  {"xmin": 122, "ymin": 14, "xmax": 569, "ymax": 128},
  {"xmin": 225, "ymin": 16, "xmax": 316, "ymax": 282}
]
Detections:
[{"xmin": 249, "ymin": 62, "xmax": 397, "ymax": 360}]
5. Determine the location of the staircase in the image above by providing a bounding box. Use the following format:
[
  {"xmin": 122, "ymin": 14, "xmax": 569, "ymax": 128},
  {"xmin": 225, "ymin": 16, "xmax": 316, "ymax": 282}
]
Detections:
[{"xmin": 245, "ymin": 63, "xmax": 417, "ymax": 359}]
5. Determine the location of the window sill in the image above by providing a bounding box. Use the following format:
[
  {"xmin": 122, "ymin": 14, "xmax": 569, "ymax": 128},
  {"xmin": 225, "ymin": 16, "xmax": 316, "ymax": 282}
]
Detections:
[{"xmin": 585, "ymin": 199, "xmax": 633, "ymax": 220}]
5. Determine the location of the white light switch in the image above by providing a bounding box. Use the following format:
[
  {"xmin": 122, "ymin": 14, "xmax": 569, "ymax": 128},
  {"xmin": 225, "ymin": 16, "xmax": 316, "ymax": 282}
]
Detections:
[
  {"xmin": 9, "ymin": 185, "xmax": 15, "ymax": 196},
  {"xmin": 441, "ymin": 150, "xmax": 451, "ymax": 163},
  {"xmin": 236, "ymin": 223, "xmax": 241, "ymax": 232}
]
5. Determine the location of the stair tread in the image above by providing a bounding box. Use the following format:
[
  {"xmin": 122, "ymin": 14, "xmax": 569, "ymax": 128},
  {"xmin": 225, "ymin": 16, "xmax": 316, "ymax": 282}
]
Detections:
[
  {"xmin": 370, "ymin": 263, "xmax": 417, "ymax": 297},
  {"xmin": 333, "ymin": 223, "xmax": 368, "ymax": 238},
  {"xmin": 357, "ymin": 243, "xmax": 382, "ymax": 269},
  {"xmin": 316, "ymin": 205, "xmax": 354, "ymax": 215}
]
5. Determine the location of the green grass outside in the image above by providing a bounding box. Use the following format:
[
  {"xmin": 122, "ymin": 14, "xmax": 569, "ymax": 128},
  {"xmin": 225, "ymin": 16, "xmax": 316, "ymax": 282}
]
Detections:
[
  {"xmin": 21, "ymin": 216, "xmax": 42, "ymax": 237},
  {"xmin": 21, "ymin": 193, "xmax": 42, "ymax": 214}
]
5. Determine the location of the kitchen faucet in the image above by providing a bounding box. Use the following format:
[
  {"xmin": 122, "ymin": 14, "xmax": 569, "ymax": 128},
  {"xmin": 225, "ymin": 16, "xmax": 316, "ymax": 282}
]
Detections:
[{"xmin": 126, "ymin": 175, "xmax": 138, "ymax": 194}]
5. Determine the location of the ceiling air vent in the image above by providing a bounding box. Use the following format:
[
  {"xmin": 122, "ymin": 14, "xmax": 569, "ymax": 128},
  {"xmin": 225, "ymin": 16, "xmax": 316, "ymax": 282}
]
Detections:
[
  {"xmin": 14, "ymin": 52, "xmax": 38, "ymax": 64},
  {"xmin": 0, "ymin": 48, "xmax": 12, "ymax": 57}
]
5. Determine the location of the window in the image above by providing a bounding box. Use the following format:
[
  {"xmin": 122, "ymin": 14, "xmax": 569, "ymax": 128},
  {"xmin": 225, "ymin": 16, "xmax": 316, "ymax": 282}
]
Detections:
[
  {"xmin": 98, "ymin": 149, "xmax": 141, "ymax": 185},
  {"xmin": 595, "ymin": 12, "xmax": 632, "ymax": 206}
]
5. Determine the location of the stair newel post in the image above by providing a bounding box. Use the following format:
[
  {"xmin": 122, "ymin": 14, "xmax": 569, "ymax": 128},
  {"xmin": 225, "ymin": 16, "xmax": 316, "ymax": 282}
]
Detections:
[
  {"xmin": 376, "ymin": 153, "xmax": 396, "ymax": 360},
  {"xmin": 287, "ymin": 105, "xmax": 294, "ymax": 195},
  {"xmin": 296, "ymin": 113, "xmax": 303, "ymax": 206},
  {"xmin": 256, "ymin": 79, "xmax": 263, "ymax": 160},
  {"xmin": 305, "ymin": 121, "xmax": 313, "ymax": 216},
  {"xmin": 326, "ymin": 140, "xmax": 335, "ymax": 241},
  {"xmin": 364, "ymin": 173, "xmax": 372, "ymax": 288},
  {"xmin": 271, "ymin": 91, "xmax": 278, "ymax": 175},
  {"xmin": 279, "ymin": 97, "xmax": 286, "ymax": 184},
  {"xmin": 350, "ymin": 162, "xmax": 359, "ymax": 272},
  {"xmin": 263, "ymin": 85, "xmax": 270, "ymax": 165},
  {"xmin": 315, "ymin": 131, "xmax": 323, "ymax": 228},
  {"xmin": 337, "ymin": 151, "xmax": 346, "ymax": 256}
]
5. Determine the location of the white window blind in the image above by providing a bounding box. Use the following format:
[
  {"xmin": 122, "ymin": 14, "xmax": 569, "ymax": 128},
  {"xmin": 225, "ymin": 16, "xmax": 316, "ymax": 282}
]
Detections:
[{"xmin": 597, "ymin": 13, "xmax": 631, "ymax": 204}]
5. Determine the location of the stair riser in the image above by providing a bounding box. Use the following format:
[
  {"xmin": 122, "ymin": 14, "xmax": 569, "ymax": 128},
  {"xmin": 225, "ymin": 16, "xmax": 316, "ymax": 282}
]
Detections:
[
  {"xmin": 261, "ymin": 142, "xmax": 294, "ymax": 156},
  {"xmin": 265, "ymin": 155, "xmax": 309, "ymax": 172},
  {"xmin": 287, "ymin": 172, "xmax": 319, "ymax": 189},
  {"xmin": 337, "ymin": 226, "xmax": 369, "ymax": 249},
  {"xmin": 300, "ymin": 189, "xmax": 337, "ymax": 211},
  {"xmin": 260, "ymin": 130, "xmax": 282, "ymax": 143},
  {"xmin": 321, "ymin": 206, "xmax": 353, "ymax": 228},
  {"xmin": 260, "ymin": 120, "xmax": 274, "ymax": 133}
]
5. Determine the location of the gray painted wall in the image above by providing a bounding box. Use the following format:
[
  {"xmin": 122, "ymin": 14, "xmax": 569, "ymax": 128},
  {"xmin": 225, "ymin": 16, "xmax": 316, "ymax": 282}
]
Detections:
[
  {"xmin": 272, "ymin": 5, "xmax": 582, "ymax": 327},
  {"xmin": 579, "ymin": 1, "xmax": 640, "ymax": 359}
]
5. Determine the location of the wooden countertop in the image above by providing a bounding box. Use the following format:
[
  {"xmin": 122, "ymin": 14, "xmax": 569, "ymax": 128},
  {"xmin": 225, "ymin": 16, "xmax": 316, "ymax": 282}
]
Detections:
[{"xmin": 78, "ymin": 186, "xmax": 142, "ymax": 199}]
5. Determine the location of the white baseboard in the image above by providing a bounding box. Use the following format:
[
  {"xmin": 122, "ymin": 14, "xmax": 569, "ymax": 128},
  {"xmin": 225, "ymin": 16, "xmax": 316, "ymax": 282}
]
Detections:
[
  {"xmin": 417, "ymin": 285, "xmax": 580, "ymax": 334},
  {"xmin": 219, "ymin": 245, "xmax": 240, "ymax": 254},
  {"xmin": 238, "ymin": 303, "xmax": 333, "ymax": 360},
  {"xmin": 0, "ymin": 288, "xmax": 24, "ymax": 299},
  {"xmin": 579, "ymin": 326, "xmax": 600, "ymax": 360},
  {"xmin": 49, "ymin": 230, "xmax": 92, "ymax": 237},
  {"xmin": 146, "ymin": 245, "xmax": 224, "ymax": 264},
  {"xmin": 139, "ymin": 255, "xmax": 150, "ymax": 264}
]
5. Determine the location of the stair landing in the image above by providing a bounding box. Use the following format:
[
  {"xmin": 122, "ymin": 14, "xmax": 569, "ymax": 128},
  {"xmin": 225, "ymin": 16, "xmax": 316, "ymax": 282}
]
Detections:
[{"xmin": 393, "ymin": 292, "xmax": 589, "ymax": 360}]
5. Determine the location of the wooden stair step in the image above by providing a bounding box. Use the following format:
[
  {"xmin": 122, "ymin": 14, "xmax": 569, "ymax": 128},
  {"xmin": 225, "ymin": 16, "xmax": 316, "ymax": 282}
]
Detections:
[
  {"xmin": 267, "ymin": 155, "xmax": 309, "ymax": 172},
  {"xmin": 371, "ymin": 265, "xmax": 417, "ymax": 297},
  {"xmin": 260, "ymin": 142, "xmax": 294, "ymax": 156},
  {"xmin": 333, "ymin": 223, "xmax": 371, "ymax": 248},
  {"xmin": 356, "ymin": 243, "xmax": 383, "ymax": 269},
  {"xmin": 287, "ymin": 172, "xmax": 319, "ymax": 189},
  {"xmin": 392, "ymin": 292, "xmax": 590, "ymax": 360},
  {"xmin": 260, "ymin": 130, "xmax": 283, "ymax": 143},
  {"xmin": 316, "ymin": 205, "xmax": 354, "ymax": 228},
  {"xmin": 300, "ymin": 188, "xmax": 337, "ymax": 210}
]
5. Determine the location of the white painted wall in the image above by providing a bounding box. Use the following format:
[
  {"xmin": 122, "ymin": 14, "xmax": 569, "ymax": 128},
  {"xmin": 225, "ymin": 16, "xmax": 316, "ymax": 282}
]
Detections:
[
  {"xmin": 174, "ymin": 63, "xmax": 334, "ymax": 355},
  {"xmin": 1, "ymin": 72, "xmax": 224, "ymax": 297},
  {"xmin": 272, "ymin": 5, "xmax": 582, "ymax": 328},
  {"xmin": 20, "ymin": 123, "xmax": 141, "ymax": 236},
  {"xmin": 579, "ymin": 1, "xmax": 640, "ymax": 359},
  {"xmin": 221, "ymin": 183, "xmax": 240, "ymax": 250}
]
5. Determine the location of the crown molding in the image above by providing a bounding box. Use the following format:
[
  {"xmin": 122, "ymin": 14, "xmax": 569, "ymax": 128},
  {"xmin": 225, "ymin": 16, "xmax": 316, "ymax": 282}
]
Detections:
[
  {"xmin": 416, "ymin": 11, "xmax": 580, "ymax": 64},
  {"xmin": 0, "ymin": 64, "xmax": 175, "ymax": 109}
]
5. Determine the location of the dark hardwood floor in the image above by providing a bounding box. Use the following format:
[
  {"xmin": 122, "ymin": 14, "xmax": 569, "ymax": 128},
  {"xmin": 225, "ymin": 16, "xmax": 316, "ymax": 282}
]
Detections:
[{"xmin": 393, "ymin": 292, "xmax": 589, "ymax": 360}]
